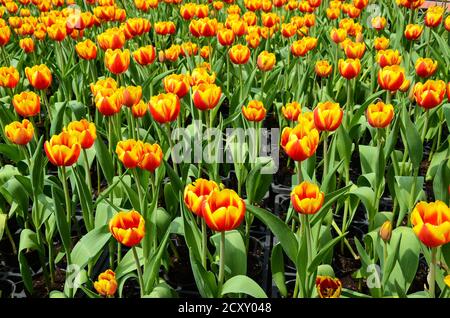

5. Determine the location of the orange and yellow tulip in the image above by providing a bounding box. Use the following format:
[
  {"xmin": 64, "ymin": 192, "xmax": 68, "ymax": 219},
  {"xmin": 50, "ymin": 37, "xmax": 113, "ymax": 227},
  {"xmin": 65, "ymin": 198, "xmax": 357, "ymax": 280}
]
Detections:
[
  {"xmin": 217, "ymin": 28, "xmax": 235, "ymax": 46},
  {"xmin": 338, "ymin": 58, "xmax": 361, "ymax": 80},
  {"xmin": 424, "ymin": 6, "xmax": 444, "ymax": 28},
  {"xmin": 25, "ymin": 64, "xmax": 52, "ymax": 90},
  {"xmin": 414, "ymin": 80, "xmax": 446, "ymax": 109},
  {"xmin": 315, "ymin": 60, "xmax": 332, "ymax": 78},
  {"xmin": 13, "ymin": 91, "xmax": 40, "ymax": 117},
  {"xmin": 202, "ymin": 189, "xmax": 246, "ymax": 232},
  {"xmin": 229, "ymin": 44, "xmax": 251, "ymax": 64},
  {"xmin": 104, "ymin": 49, "xmax": 130, "ymax": 75},
  {"xmin": 139, "ymin": 142, "xmax": 163, "ymax": 172},
  {"xmin": 343, "ymin": 41, "xmax": 365, "ymax": 59},
  {"xmin": 313, "ymin": 102, "xmax": 343, "ymax": 132},
  {"xmin": 316, "ymin": 276, "xmax": 342, "ymax": 298},
  {"xmin": 377, "ymin": 65, "xmax": 405, "ymax": 92},
  {"xmin": 5, "ymin": 119, "xmax": 34, "ymax": 145},
  {"xmin": 95, "ymin": 88, "xmax": 123, "ymax": 116},
  {"xmin": 122, "ymin": 86, "xmax": 142, "ymax": 107},
  {"xmin": 366, "ymin": 102, "xmax": 394, "ymax": 128},
  {"xmin": 94, "ymin": 269, "xmax": 117, "ymax": 297},
  {"xmin": 242, "ymin": 100, "xmax": 266, "ymax": 122},
  {"xmin": 184, "ymin": 178, "xmax": 219, "ymax": 217},
  {"xmin": 282, "ymin": 102, "xmax": 302, "ymax": 121},
  {"xmin": 291, "ymin": 181, "xmax": 324, "ymax": 215},
  {"xmin": 411, "ymin": 201, "xmax": 450, "ymax": 248},
  {"xmin": 149, "ymin": 92, "xmax": 181, "ymax": 123},
  {"xmin": 66, "ymin": 119, "xmax": 97, "ymax": 149},
  {"xmin": 116, "ymin": 139, "xmax": 144, "ymax": 169},
  {"xmin": 374, "ymin": 36, "xmax": 389, "ymax": 50},
  {"xmin": 415, "ymin": 58, "xmax": 438, "ymax": 78},
  {"xmin": 379, "ymin": 221, "xmax": 392, "ymax": 242},
  {"xmin": 192, "ymin": 83, "xmax": 222, "ymax": 111},
  {"xmin": 0, "ymin": 66, "xmax": 19, "ymax": 89},
  {"xmin": 257, "ymin": 51, "xmax": 276, "ymax": 72},
  {"xmin": 75, "ymin": 39, "xmax": 97, "ymax": 60},
  {"xmin": 132, "ymin": 100, "xmax": 148, "ymax": 118},
  {"xmin": 404, "ymin": 24, "xmax": 423, "ymax": 41},
  {"xmin": 19, "ymin": 37, "xmax": 34, "ymax": 53},
  {"xmin": 330, "ymin": 28, "xmax": 347, "ymax": 43},
  {"xmin": 376, "ymin": 50, "xmax": 402, "ymax": 68},
  {"xmin": 281, "ymin": 124, "xmax": 319, "ymax": 161},
  {"xmin": 44, "ymin": 131, "xmax": 81, "ymax": 166},
  {"xmin": 109, "ymin": 210, "xmax": 145, "ymax": 247},
  {"xmin": 163, "ymin": 74, "xmax": 190, "ymax": 98},
  {"xmin": 133, "ymin": 45, "xmax": 156, "ymax": 66}
]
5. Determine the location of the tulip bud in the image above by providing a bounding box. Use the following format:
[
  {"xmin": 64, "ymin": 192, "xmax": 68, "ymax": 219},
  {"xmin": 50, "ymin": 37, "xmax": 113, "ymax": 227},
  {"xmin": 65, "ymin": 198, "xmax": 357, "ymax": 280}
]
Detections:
[{"xmin": 379, "ymin": 221, "xmax": 392, "ymax": 242}]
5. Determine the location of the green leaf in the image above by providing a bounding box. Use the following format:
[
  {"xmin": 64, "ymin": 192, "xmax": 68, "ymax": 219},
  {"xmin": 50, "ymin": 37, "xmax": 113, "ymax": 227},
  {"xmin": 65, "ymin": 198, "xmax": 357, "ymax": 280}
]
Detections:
[
  {"xmin": 433, "ymin": 159, "xmax": 450, "ymax": 203},
  {"xmin": 73, "ymin": 167, "xmax": 94, "ymax": 231},
  {"xmin": 210, "ymin": 230, "xmax": 247, "ymax": 279},
  {"xmin": 400, "ymin": 105, "xmax": 423, "ymax": 170},
  {"xmin": 30, "ymin": 136, "xmax": 46, "ymax": 194},
  {"xmin": 18, "ymin": 229, "xmax": 42, "ymax": 293},
  {"xmin": 382, "ymin": 233, "xmax": 402, "ymax": 287},
  {"xmin": 221, "ymin": 275, "xmax": 267, "ymax": 298},
  {"xmin": 308, "ymin": 233, "xmax": 346, "ymax": 273},
  {"xmin": 52, "ymin": 185, "xmax": 71, "ymax": 253},
  {"xmin": 115, "ymin": 247, "xmax": 144, "ymax": 280},
  {"xmin": 0, "ymin": 144, "xmax": 25, "ymax": 162},
  {"xmin": 94, "ymin": 137, "xmax": 114, "ymax": 185},
  {"xmin": 71, "ymin": 225, "xmax": 111, "ymax": 268},
  {"xmin": 271, "ymin": 243, "xmax": 287, "ymax": 297},
  {"xmin": 0, "ymin": 213, "xmax": 6, "ymax": 240},
  {"xmin": 245, "ymin": 159, "xmax": 273, "ymax": 204},
  {"xmin": 246, "ymin": 204, "xmax": 298, "ymax": 264},
  {"xmin": 50, "ymin": 101, "xmax": 67, "ymax": 136},
  {"xmin": 164, "ymin": 161, "xmax": 183, "ymax": 199}
]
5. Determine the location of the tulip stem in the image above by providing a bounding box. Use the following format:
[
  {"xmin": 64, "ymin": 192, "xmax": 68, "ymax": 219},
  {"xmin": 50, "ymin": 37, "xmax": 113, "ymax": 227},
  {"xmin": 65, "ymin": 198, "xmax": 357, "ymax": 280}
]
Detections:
[
  {"xmin": 429, "ymin": 247, "xmax": 436, "ymax": 298},
  {"xmin": 60, "ymin": 166, "xmax": 71, "ymax": 229},
  {"xmin": 421, "ymin": 110, "xmax": 429, "ymax": 143},
  {"xmin": 132, "ymin": 168, "xmax": 144, "ymax": 214},
  {"xmin": 296, "ymin": 161, "xmax": 302, "ymax": 184},
  {"xmin": 82, "ymin": 149, "xmax": 93, "ymax": 225},
  {"xmin": 132, "ymin": 246, "xmax": 145, "ymax": 297},
  {"xmin": 322, "ymin": 132, "xmax": 328, "ymax": 180},
  {"xmin": 218, "ymin": 231, "xmax": 225, "ymax": 295},
  {"xmin": 201, "ymin": 218, "xmax": 208, "ymax": 269}
]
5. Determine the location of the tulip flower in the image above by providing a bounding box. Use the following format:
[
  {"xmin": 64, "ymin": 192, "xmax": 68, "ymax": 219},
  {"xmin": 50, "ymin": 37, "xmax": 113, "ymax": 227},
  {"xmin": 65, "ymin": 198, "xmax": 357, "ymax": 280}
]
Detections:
[
  {"xmin": 411, "ymin": 201, "xmax": 450, "ymax": 248},
  {"xmin": 282, "ymin": 102, "xmax": 302, "ymax": 121},
  {"xmin": 163, "ymin": 74, "xmax": 190, "ymax": 98},
  {"xmin": 66, "ymin": 119, "xmax": 97, "ymax": 149},
  {"xmin": 338, "ymin": 58, "xmax": 361, "ymax": 80},
  {"xmin": 246, "ymin": 31, "xmax": 261, "ymax": 49},
  {"xmin": 47, "ymin": 23, "xmax": 67, "ymax": 41},
  {"xmin": 133, "ymin": 45, "xmax": 156, "ymax": 66},
  {"xmin": 291, "ymin": 181, "xmax": 324, "ymax": 215},
  {"xmin": 181, "ymin": 42, "xmax": 198, "ymax": 57},
  {"xmin": 229, "ymin": 44, "xmax": 251, "ymax": 65},
  {"xmin": 291, "ymin": 40, "xmax": 309, "ymax": 57},
  {"xmin": 115, "ymin": 139, "xmax": 144, "ymax": 169},
  {"xmin": 138, "ymin": 142, "xmax": 163, "ymax": 172},
  {"xmin": 330, "ymin": 28, "xmax": 347, "ymax": 43},
  {"xmin": 378, "ymin": 65, "xmax": 405, "ymax": 92},
  {"xmin": 184, "ymin": 178, "xmax": 219, "ymax": 217},
  {"xmin": 257, "ymin": 51, "xmax": 276, "ymax": 72},
  {"xmin": 379, "ymin": 221, "xmax": 392, "ymax": 243},
  {"xmin": 242, "ymin": 100, "xmax": 266, "ymax": 122},
  {"xmin": 44, "ymin": 131, "xmax": 81, "ymax": 166},
  {"xmin": 154, "ymin": 21, "xmax": 176, "ymax": 35},
  {"xmin": 313, "ymin": 102, "xmax": 343, "ymax": 132},
  {"xmin": 75, "ymin": 39, "xmax": 97, "ymax": 60},
  {"xmin": 371, "ymin": 16, "xmax": 386, "ymax": 31},
  {"xmin": 0, "ymin": 26, "xmax": 11, "ymax": 46},
  {"xmin": 149, "ymin": 92, "xmax": 181, "ymax": 123},
  {"xmin": 415, "ymin": 58, "xmax": 438, "ymax": 78},
  {"xmin": 217, "ymin": 28, "xmax": 235, "ymax": 46},
  {"xmin": 366, "ymin": 102, "xmax": 394, "ymax": 129},
  {"xmin": 25, "ymin": 64, "xmax": 52, "ymax": 90},
  {"xmin": 122, "ymin": 85, "xmax": 142, "ymax": 107},
  {"xmin": 424, "ymin": 6, "xmax": 444, "ymax": 28},
  {"xmin": 95, "ymin": 88, "xmax": 123, "ymax": 116},
  {"xmin": 132, "ymin": 100, "xmax": 148, "ymax": 118},
  {"xmin": 315, "ymin": 60, "xmax": 332, "ymax": 78},
  {"xmin": 445, "ymin": 16, "xmax": 450, "ymax": 32},
  {"xmin": 12, "ymin": 91, "xmax": 40, "ymax": 117},
  {"xmin": 19, "ymin": 37, "xmax": 34, "ymax": 53},
  {"xmin": 189, "ymin": 67, "xmax": 216, "ymax": 86},
  {"xmin": 94, "ymin": 269, "xmax": 117, "ymax": 297},
  {"xmin": 316, "ymin": 276, "xmax": 342, "ymax": 298},
  {"xmin": 281, "ymin": 23, "xmax": 297, "ymax": 38},
  {"xmin": 90, "ymin": 78, "xmax": 118, "ymax": 96},
  {"xmin": 281, "ymin": 124, "xmax": 320, "ymax": 162},
  {"xmin": 192, "ymin": 83, "xmax": 222, "ymax": 111},
  {"xmin": 5, "ymin": 119, "xmax": 34, "ymax": 146},
  {"xmin": 202, "ymin": 188, "xmax": 246, "ymax": 232},
  {"xmin": 376, "ymin": 50, "xmax": 402, "ymax": 68},
  {"xmin": 0, "ymin": 66, "xmax": 19, "ymax": 89},
  {"xmin": 343, "ymin": 41, "xmax": 365, "ymax": 59},
  {"xmin": 326, "ymin": 7, "xmax": 340, "ymax": 20},
  {"xmin": 109, "ymin": 210, "xmax": 146, "ymax": 247},
  {"xmin": 374, "ymin": 36, "xmax": 389, "ymax": 50},
  {"xmin": 104, "ymin": 49, "xmax": 130, "ymax": 75},
  {"xmin": 404, "ymin": 24, "xmax": 423, "ymax": 41},
  {"xmin": 414, "ymin": 80, "xmax": 446, "ymax": 109}
]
